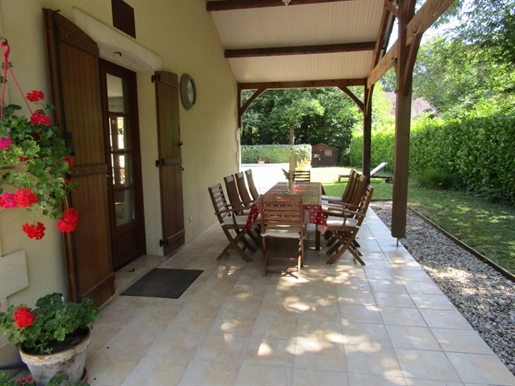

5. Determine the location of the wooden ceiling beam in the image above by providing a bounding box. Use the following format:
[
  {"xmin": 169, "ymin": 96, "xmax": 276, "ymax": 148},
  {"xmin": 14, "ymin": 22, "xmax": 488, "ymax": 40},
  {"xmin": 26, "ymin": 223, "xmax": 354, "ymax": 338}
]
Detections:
[
  {"xmin": 384, "ymin": 0, "xmax": 398, "ymax": 17},
  {"xmin": 207, "ymin": 0, "xmax": 354, "ymax": 12},
  {"xmin": 368, "ymin": 0, "xmax": 456, "ymax": 87},
  {"xmin": 369, "ymin": 2, "xmax": 396, "ymax": 75},
  {"xmin": 225, "ymin": 41, "xmax": 376, "ymax": 58},
  {"xmin": 239, "ymin": 78, "xmax": 366, "ymax": 90}
]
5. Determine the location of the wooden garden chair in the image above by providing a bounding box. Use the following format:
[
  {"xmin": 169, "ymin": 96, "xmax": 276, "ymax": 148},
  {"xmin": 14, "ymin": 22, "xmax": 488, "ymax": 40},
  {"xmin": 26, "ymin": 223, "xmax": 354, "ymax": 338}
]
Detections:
[
  {"xmin": 208, "ymin": 183, "xmax": 257, "ymax": 262},
  {"xmin": 224, "ymin": 174, "xmax": 251, "ymax": 215},
  {"xmin": 322, "ymin": 172, "xmax": 366, "ymax": 215},
  {"xmin": 324, "ymin": 185, "xmax": 374, "ymax": 264},
  {"xmin": 244, "ymin": 169, "xmax": 260, "ymax": 201},
  {"xmin": 322, "ymin": 169, "xmax": 359, "ymax": 203},
  {"xmin": 260, "ymin": 194, "xmax": 305, "ymax": 276},
  {"xmin": 235, "ymin": 171, "xmax": 255, "ymax": 207},
  {"xmin": 293, "ymin": 169, "xmax": 311, "ymax": 182}
]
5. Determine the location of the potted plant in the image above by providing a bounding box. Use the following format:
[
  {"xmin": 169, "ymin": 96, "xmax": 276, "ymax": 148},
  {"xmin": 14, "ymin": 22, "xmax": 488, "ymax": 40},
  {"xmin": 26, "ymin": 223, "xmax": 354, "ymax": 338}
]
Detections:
[
  {"xmin": 256, "ymin": 157, "xmax": 267, "ymax": 164},
  {"xmin": 0, "ymin": 293, "xmax": 98, "ymax": 386},
  {"xmin": 0, "ymin": 48, "xmax": 79, "ymax": 240}
]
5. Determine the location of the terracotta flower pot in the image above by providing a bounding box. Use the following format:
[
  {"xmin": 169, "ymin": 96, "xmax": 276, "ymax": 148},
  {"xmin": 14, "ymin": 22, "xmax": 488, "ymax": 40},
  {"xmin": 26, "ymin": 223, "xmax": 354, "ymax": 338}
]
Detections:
[{"xmin": 19, "ymin": 327, "xmax": 90, "ymax": 386}]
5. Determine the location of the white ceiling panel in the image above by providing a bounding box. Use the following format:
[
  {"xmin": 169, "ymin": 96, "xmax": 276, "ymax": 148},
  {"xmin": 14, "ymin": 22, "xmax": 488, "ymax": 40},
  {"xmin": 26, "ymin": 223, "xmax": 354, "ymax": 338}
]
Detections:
[
  {"xmin": 212, "ymin": 1, "xmax": 384, "ymax": 49},
  {"xmin": 229, "ymin": 51, "xmax": 373, "ymax": 83},
  {"xmin": 207, "ymin": 0, "xmax": 391, "ymax": 86}
]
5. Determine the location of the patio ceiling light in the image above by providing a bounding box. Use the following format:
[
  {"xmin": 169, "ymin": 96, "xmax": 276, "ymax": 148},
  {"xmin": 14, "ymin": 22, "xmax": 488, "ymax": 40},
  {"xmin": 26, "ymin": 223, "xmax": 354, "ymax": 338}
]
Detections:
[{"xmin": 282, "ymin": 0, "xmax": 291, "ymax": 5}]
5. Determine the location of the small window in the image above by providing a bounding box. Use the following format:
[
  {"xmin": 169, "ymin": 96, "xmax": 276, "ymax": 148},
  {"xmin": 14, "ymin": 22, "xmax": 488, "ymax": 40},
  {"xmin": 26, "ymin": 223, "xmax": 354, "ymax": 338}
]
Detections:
[{"xmin": 324, "ymin": 150, "xmax": 332, "ymax": 157}]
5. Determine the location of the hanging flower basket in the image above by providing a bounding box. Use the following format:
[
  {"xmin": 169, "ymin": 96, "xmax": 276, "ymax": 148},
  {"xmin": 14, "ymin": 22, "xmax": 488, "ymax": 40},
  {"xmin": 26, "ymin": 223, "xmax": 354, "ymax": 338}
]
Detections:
[{"xmin": 0, "ymin": 40, "xmax": 79, "ymax": 239}]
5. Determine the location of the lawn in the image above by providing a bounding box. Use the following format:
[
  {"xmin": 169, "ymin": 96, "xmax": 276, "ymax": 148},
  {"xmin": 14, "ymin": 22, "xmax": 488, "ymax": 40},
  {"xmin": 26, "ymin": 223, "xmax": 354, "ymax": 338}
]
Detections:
[{"xmin": 313, "ymin": 167, "xmax": 515, "ymax": 274}]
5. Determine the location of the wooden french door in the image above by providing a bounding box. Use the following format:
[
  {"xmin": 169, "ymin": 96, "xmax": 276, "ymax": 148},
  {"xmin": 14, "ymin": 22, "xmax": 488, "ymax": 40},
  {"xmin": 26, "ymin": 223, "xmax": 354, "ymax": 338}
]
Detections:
[
  {"xmin": 155, "ymin": 72, "xmax": 185, "ymax": 255},
  {"xmin": 100, "ymin": 61, "xmax": 146, "ymax": 270},
  {"xmin": 44, "ymin": 9, "xmax": 114, "ymax": 305}
]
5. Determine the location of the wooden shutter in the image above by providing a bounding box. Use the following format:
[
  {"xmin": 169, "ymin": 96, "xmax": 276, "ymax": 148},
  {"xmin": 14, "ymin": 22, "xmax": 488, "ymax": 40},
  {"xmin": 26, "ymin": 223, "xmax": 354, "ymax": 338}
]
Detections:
[
  {"xmin": 44, "ymin": 9, "xmax": 114, "ymax": 305},
  {"xmin": 155, "ymin": 72, "xmax": 185, "ymax": 255}
]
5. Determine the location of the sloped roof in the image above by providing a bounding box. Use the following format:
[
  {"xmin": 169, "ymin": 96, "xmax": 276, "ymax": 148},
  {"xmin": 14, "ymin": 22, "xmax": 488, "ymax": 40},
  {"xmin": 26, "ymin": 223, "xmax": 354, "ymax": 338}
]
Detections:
[
  {"xmin": 313, "ymin": 143, "xmax": 339, "ymax": 151},
  {"xmin": 207, "ymin": 0, "xmax": 395, "ymax": 89},
  {"xmin": 385, "ymin": 92, "xmax": 437, "ymax": 116}
]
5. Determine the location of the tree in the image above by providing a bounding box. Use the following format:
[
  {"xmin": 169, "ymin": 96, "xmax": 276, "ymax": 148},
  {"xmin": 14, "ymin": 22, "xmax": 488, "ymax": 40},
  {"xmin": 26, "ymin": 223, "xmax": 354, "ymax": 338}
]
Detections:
[
  {"xmin": 241, "ymin": 88, "xmax": 360, "ymax": 161},
  {"xmin": 456, "ymin": 0, "xmax": 515, "ymax": 68},
  {"xmin": 241, "ymin": 86, "xmax": 393, "ymax": 164}
]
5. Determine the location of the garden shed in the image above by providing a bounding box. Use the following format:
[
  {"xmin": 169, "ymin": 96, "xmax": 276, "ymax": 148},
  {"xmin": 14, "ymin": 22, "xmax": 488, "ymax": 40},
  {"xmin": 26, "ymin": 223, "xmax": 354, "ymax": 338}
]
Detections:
[{"xmin": 311, "ymin": 143, "xmax": 338, "ymax": 167}]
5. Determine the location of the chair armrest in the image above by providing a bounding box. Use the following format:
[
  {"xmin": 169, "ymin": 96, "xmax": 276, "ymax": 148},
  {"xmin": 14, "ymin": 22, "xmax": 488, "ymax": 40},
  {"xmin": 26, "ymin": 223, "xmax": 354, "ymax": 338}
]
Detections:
[
  {"xmin": 215, "ymin": 205, "xmax": 245, "ymax": 216},
  {"xmin": 325, "ymin": 200, "xmax": 359, "ymax": 210},
  {"xmin": 324, "ymin": 207, "xmax": 356, "ymax": 217}
]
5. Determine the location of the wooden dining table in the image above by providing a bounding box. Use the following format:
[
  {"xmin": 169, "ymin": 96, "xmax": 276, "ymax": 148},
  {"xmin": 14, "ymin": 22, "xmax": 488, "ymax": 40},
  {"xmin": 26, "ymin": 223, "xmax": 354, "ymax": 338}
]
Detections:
[{"xmin": 245, "ymin": 181, "xmax": 328, "ymax": 250}]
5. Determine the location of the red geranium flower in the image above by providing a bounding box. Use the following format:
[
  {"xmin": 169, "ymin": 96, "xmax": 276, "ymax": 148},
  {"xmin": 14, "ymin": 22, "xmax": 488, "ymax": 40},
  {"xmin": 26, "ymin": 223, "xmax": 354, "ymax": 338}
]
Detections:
[
  {"xmin": 22, "ymin": 222, "xmax": 46, "ymax": 240},
  {"xmin": 57, "ymin": 208, "xmax": 79, "ymax": 233},
  {"xmin": 17, "ymin": 375, "xmax": 33, "ymax": 385},
  {"xmin": 0, "ymin": 136, "xmax": 12, "ymax": 151},
  {"xmin": 18, "ymin": 155, "xmax": 30, "ymax": 162},
  {"xmin": 57, "ymin": 219, "xmax": 77, "ymax": 233},
  {"xmin": 30, "ymin": 110, "xmax": 51, "ymax": 126},
  {"xmin": 14, "ymin": 188, "xmax": 38, "ymax": 208},
  {"xmin": 26, "ymin": 90, "xmax": 45, "ymax": 103},
  {"xmin": 0, "ymin": 192, "xmax": 18, "ymax": 209},
  {"xmin": 13, "ymin": 306, "xmax": 34, "ymax": 328},
  {"xmin": 63, "ymin": 155, "xmax": 75, "ymax": 170}
]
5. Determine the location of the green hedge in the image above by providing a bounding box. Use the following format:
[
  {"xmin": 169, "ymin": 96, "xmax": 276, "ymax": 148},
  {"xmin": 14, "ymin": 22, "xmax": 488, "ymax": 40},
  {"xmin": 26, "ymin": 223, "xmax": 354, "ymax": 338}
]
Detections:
[
  {"xmin": 348, "ymin": 126, "xmax": 395, "ymax": 172},
  {"xmin": 241, "ymin": 144, "xmax": 312, "ymax": 164},
  {"xmin": 348, "ymin": 114, "xmax": 515, "ymax": 204}
]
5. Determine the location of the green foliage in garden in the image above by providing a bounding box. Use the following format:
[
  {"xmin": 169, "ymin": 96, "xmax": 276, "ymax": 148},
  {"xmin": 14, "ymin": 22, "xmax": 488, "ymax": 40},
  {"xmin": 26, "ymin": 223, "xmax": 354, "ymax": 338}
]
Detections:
[
  {"xmin": 240, "ymin": 87, "xmax": 394, "ymax": 165},
  {"xmin": 415, "ymin": 168, "xmax": 454, "ymax": 190},
  {"xmin": 241, "ymin": 144, "xmax": 312, "ymax": 164},
  {"xmin": 348, "ymin": 111, "xmax": 515, "ymax": 204},
  {"xmin": 347, "ymin": 125, "xmax": 395, "ymax": 171},
  {"xmin": 319, "ymin": 169, "xmax": 515, "ymax": 274}
]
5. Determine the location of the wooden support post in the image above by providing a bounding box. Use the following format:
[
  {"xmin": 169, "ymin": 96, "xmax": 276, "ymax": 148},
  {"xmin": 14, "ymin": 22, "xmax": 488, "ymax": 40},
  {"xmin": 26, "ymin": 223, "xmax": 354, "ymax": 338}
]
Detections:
[
  {"xmin": 362, "ymin": 85, "xmax": 373, "ymax": 183},
  {"xmin": 391, "ymin": 0, "xmax": 416, "ymax": 239}
]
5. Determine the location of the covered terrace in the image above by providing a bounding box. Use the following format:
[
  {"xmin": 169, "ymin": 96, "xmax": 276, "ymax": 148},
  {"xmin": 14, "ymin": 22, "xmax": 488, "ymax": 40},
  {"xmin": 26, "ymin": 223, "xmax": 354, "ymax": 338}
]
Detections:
[
  {"xmin": 88, "ymin": 1, "xmax": 513, "ymax": 384},
  {"xmin": 85, "ymin": 169, "xmax": 515, "ymax": 385}
]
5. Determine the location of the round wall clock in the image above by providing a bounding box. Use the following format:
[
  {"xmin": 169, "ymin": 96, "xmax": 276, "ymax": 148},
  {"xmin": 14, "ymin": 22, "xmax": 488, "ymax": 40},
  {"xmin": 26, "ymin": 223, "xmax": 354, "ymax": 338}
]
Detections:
[{"xmin": 180, "ymin": 74, "xmax": 196, "ymax": 110}]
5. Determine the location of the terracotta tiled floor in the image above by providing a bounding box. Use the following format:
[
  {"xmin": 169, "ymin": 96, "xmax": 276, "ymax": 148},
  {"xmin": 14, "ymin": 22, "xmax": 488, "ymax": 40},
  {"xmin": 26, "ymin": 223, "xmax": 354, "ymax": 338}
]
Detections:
[{"xmin": 86, "ymin": 210, "xmax": 515, "ymax": 385}]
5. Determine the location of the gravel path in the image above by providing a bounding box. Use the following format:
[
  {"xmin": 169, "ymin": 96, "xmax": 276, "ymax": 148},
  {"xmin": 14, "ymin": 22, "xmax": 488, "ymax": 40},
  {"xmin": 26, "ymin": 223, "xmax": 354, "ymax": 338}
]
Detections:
[{"xmin": 371, "ymin": 202, "xmax": 515, "ymax": 375}]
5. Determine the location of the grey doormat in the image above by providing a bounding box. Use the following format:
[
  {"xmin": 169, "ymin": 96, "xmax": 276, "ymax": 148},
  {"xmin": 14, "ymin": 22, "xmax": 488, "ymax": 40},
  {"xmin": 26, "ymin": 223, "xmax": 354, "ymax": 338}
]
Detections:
[{"xmin": 122, "ymin": 268, "xmax": 203, "ymax": 299}]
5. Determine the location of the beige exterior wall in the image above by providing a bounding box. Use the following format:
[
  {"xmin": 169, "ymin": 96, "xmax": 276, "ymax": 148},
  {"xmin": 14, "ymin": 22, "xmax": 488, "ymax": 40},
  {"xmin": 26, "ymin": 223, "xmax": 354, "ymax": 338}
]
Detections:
[{"xmin": 0, "ymin": 0, "xmax": 238, "ymax": 360}]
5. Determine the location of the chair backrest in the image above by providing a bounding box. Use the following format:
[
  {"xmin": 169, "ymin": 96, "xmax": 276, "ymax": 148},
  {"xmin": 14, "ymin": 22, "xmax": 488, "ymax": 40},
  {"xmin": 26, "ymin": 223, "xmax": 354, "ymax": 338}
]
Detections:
[
  {"xmin": 260, "ymin": 194, "xmax": 304, "ymax": 234},
  {"xmin": 293, "ymin": 170, "xmax": 311, "ymax": 182},
  {"xmin": 235, "ymin": 172, "xmax": 253, "ymax": 205},
  {"xmin": 340, "ymin": 169, "xmax": 359, "ymax": 202},
  {"xmin": 356, "ymin": 185, "xmax": 374, "ymax": 225},
  {"xmin": 244, "ymin": 169, "xmax": 260, "ymax": 201},
  {"xmin": 347, "ymin": 173, "xmax": 367, "ymax": 209},
  {"xmin": 208, "ymin": 183, "xmax": 230, "ymax": 224},
  {"xmin": 224, "ymin": 174, "xmax": 246, "ymax": 214}
]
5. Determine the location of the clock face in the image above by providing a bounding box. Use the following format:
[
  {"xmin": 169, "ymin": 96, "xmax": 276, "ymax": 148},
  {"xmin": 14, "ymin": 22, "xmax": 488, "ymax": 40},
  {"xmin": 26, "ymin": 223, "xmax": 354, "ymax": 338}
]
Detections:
[
  {"xmin": 180, "ymin": 74, "xmax": 196, "ymax": 110},
  {"xmin": 187, "ymin": 80, "xmax": 195, "ymax": 103}
]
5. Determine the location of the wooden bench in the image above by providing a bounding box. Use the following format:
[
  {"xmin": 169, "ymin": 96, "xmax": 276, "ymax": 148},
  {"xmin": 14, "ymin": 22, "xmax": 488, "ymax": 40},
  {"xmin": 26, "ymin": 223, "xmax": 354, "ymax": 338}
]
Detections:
[{"xmin": 338, "ymin": 162, "xmax": 391, "ymax": 183}]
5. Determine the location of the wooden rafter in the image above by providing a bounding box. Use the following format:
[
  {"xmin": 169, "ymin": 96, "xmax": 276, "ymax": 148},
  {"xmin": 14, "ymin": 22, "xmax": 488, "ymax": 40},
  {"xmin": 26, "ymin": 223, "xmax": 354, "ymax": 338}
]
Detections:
[
  {"xmin": 384, "ymin": 0, "xmax": 398, "ymax": 17},
  {"xmin": 238, "ymin": 85, "xmax": 267, "ymax": 126},
  {"xmin": 225, "ymin": 41, "xmax": 376, "ymax": 58},
  {"xmin": 369, "ymin": 1, "xmax": 396, "ymax": 75},
  {"xmin": 238, "ymin": 78, "xmax": 366, "ymax": 91},
  {"xmin": 339, "ymin": 86, "xmax": 364, "ymax": 112},
  {"xmin": 207, "ymin": 0, "xmax": 354, "ymax": 12},
  {"xmin": 368, "ymin": 0, "xmax": 456, "ymax": 87}
]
